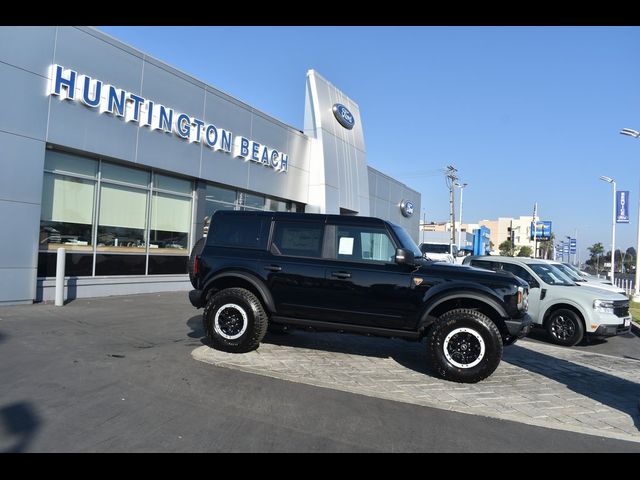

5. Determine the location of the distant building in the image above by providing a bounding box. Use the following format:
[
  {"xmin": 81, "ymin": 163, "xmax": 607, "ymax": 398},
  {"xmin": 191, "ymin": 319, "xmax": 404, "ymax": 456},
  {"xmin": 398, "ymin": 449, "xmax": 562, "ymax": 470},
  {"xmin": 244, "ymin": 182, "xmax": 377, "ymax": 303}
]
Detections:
[{"xmin": 478, "ymin": 216, "xmax": 541, "ymax": 255}]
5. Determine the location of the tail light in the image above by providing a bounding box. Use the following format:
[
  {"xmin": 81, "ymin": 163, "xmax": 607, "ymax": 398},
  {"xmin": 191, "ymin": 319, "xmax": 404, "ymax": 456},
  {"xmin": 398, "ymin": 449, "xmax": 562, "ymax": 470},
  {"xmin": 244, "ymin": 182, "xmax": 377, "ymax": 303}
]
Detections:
[{"xmin": 194, "ymin": 256, "xmax": 200, "ymax": 276}]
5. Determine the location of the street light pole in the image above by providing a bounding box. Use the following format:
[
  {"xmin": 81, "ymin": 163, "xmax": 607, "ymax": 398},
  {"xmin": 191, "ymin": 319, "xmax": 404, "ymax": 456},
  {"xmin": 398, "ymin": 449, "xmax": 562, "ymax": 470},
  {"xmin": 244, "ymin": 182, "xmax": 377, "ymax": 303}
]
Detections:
[
  {"xmin": 455, "ymin": 182, "xmax": 468, "ymax": 249},
  {"xmin": 620, "ymin": 127, "xmax": 640, "ymax": 301},
  {"xmin": 600, "ymin": 175, "xmax": 616, "ymax": 286}
]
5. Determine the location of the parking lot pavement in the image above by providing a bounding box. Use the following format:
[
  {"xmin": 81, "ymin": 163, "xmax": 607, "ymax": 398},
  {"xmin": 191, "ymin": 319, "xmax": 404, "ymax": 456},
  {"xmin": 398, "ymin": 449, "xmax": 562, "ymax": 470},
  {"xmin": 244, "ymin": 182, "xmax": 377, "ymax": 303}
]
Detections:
[{"xmin": 194, "ymin": 329, "xmax": 640, "ymax": 443}]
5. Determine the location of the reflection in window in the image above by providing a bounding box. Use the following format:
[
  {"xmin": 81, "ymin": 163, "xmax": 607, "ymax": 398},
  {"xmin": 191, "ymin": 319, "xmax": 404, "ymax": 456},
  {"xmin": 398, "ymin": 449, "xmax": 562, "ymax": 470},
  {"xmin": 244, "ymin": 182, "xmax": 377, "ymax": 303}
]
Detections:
[
  {"xmin": 335, "ymin": 226, "xmax": 395, "ymax": 262},
  {"xmin": 40, "ymin": 173, "xmax": 94, "ymax": 251},
  {"xmin": 240, "ymin": 192, "xmax": 265, "ymax": 210},
  {"xmin": 149, "ymin": 191, "xmax": 191, "ymax": 254},
  {"xmin": 265, "ymin": 198, "xmax": 289, "ymax": 212},
  {"xmin": 97, "ymin": 183, "xmax": 147, "ymax": 252}
]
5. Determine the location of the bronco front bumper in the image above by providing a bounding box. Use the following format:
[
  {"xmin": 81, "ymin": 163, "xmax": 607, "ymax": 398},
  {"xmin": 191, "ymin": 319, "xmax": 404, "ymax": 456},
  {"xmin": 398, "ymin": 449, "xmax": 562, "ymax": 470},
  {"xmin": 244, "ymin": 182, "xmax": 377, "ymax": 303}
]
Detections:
[{"xmin": 505, "ymin": 313, "xmax": 534, "ymax": 338}]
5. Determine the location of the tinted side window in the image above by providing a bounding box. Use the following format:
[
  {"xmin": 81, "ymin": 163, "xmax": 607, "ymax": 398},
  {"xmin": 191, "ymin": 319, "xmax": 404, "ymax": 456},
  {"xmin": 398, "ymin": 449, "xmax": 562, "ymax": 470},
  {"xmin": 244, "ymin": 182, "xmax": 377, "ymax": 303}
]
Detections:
[
  {"xmin": 272, "ymin": 222, "xmax": 324, "ymax": 258},
  {"xmin": 501, "ymin": 263, "xmax": 535, "ymax": 284},
  {"xmin": 209, "ymin": 215, "xmax": 269, "ymax": 249},
  {"xmin": 470, "ymin": 260, "xmax": 501, "ymax": 272},
  {"xmin": 334, "ymin": 225, "xmax": 396, "ymax": 263}
]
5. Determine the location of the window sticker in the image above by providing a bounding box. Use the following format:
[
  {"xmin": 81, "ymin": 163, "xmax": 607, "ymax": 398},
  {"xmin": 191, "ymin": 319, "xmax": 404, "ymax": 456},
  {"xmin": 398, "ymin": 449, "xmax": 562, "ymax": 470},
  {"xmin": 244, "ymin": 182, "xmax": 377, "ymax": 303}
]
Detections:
[{"xmin": 338, "ymin": 237, "xmax": 354, "ymax": 255}]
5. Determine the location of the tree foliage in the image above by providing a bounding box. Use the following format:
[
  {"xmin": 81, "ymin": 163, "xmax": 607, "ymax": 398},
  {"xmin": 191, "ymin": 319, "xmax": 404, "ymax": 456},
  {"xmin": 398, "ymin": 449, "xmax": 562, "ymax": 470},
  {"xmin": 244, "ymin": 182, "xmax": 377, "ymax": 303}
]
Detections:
[{"xmin": 518, "ymin": 246, "xmax": 533, "ymax": 257}]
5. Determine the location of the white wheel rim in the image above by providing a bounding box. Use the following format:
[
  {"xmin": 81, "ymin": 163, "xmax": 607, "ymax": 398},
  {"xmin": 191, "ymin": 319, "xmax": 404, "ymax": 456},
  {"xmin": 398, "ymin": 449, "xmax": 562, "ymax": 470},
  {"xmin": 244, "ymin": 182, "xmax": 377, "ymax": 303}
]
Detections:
[
  {"xmin": 443, "ymin": 327, "xmax": 486, "ymax": 369},
  {"xmin": 214, "ymin": 303, "xmax": 248, "ymax": 340}
]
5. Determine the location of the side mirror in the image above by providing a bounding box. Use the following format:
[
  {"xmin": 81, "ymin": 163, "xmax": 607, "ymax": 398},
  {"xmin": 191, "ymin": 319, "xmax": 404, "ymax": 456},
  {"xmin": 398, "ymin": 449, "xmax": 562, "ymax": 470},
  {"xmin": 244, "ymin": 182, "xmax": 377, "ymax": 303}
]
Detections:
[
  {"xmin": 395, "ymin": 248, "xmax": 415, "ymax": 266},
  {"xmin": 457, "ymin": 250, "xmax": 465, "ymax": 257},
  {"xmin": 528, "ymin": 279, "xmax": 540, "ymax": 289}
]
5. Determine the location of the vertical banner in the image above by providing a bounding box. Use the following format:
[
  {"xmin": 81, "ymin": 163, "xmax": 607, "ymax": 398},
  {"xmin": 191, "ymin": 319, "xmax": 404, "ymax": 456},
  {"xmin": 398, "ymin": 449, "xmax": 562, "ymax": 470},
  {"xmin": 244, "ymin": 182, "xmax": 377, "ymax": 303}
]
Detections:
[
  {"xmin": 616, "ymin": 191, "xmax": 630, "ymax": 223},
  {"xmin": 569, "ymin": 238, "xmax": 577, "ymax": 254}
]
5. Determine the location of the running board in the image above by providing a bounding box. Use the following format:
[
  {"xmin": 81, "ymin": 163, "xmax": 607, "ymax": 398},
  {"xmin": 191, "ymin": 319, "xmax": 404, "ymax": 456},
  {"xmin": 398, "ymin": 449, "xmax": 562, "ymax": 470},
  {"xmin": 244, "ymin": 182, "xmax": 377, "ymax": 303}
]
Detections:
[{"xmin": 270, "ymin": 315, "xmax": 420, "ymax": 340}]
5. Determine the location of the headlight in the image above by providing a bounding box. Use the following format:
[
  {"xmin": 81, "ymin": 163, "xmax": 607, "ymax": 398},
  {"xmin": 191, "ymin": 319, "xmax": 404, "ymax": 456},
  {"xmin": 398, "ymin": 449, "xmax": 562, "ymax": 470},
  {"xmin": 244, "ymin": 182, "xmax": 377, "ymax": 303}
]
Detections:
[
  {"xmin": 593, "ymin": 299, "xmax": 615, "ymax": 314},
  {"xmin": 517, "ymin": 286, "xmax": 528, "ymax": 311}
]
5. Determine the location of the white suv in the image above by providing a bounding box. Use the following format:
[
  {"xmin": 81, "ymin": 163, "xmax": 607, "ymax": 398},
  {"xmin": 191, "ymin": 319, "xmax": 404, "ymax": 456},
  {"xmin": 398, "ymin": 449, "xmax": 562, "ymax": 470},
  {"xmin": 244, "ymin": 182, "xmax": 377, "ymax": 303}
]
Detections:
[{"xmin": 462, "ymin": 256, "xmax": 632, "ymax": 346}]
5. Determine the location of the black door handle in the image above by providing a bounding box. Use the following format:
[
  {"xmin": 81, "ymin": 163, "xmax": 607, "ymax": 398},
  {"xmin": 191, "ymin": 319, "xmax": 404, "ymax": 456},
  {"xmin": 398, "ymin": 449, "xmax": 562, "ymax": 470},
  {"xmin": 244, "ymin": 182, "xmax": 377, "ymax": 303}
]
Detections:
[
  {"xmin": 264, "ymin": 265, "xmax": 282, "ymax": 272},
  {"xmin": 331, "ymin": 271, "xmax": 351, "ymax": 279}
]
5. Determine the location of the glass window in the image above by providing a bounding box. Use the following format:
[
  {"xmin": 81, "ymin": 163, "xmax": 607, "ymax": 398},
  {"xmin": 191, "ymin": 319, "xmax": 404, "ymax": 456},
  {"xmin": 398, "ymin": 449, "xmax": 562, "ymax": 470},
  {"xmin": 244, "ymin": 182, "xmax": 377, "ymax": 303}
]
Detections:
[
  {"xmin": 529, "ymin": 264, "xmax": 575, "ymax": 286},
  {"xmin": 40, "ymin": 173, "xmax": 95, "ymax": 251},
  {"xmin": 240, "ymin": 192, "xmax": 265, "ymax": 210},
  {"xmin": 44, "ymin": 151, "xmax": 97, "ymax": 178},
  {"xmin": 335, "ymin": 226, "xmax": 395, "ymax": 262},
  {"xmin": 206, "ymin": 185, "xmax": 237, "ymax": 204},
  {"xmin": 205, "ymin": 200, "xmax": 236, "ymax": 218},
  {"xmin": 37, "ymin": 252, "xmax": 93, "ymax": 277},
  {"xmin": 501, "ymin": 263, "xmax": 535, "ymax": 284},
  {"xmin": 209, "ymin": 214, "xmax": 269, "ymax": 250},
  {"xmin": 97, "ymin": 183, "xmax": 147, "ymax": 252},
  {"xmin": 149, "ymin": 192, "xmax": 191, "ymax": 254},
  {"xmin": 102, "ymin": 162, "xmax": 149, "ymax": 187},
  {"xmin": 154, "ymin": 173, "xmax": 191, "ymax": 194},
  {"xmin": 265, "ymin": 198, "xmax": 289, "ymax": 212},
  {"xmin": 470, "ymin": 260, "xmax": 501, "ymax": 272},
  {"xmin": 148, "ymin": 255, "xmax": 188, "ymax": 275},
  {"xmin": 272, "ymin": 222, "xmax": 323, "ymax": 258},
  {"xmin": 95, "ymin": 254, "xmax": 146, "ymax": 276}
]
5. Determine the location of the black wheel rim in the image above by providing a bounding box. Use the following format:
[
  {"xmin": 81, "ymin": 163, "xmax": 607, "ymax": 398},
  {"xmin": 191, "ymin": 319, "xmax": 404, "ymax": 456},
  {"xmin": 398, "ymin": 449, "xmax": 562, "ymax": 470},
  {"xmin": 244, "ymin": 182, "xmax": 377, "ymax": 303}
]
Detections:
[
  {"xmin": 218, "ymin": 307, "xmax": 244, "ymax": 336},
  {"xmin": 446, "ymin": 331, "xmax": 482, "ymax": 365},
  {"xmin": 550, "ymin": 315, "xmax": 576, "ymax": 341}
]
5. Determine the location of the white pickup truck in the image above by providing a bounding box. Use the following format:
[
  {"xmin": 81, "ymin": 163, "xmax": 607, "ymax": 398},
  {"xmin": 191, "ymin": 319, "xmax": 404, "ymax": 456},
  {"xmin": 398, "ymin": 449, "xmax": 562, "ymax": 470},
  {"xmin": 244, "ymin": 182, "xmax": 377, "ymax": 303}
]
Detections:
[{"xmin": 418, "ymin": 242, "xmax": 458, "ymax": 263}]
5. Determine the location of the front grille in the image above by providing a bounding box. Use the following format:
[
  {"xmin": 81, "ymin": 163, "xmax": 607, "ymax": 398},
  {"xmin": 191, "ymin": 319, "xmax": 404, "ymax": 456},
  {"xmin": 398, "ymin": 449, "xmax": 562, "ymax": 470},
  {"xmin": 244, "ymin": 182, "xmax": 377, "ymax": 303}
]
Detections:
[{"xmin": 613, "ymin": 300, "xmax": 629, "ymax": 318}]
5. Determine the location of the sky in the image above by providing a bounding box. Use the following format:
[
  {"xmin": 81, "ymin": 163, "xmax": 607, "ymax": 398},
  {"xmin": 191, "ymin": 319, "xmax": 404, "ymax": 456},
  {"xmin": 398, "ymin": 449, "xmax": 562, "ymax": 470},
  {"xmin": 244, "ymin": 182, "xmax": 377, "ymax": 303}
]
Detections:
[{"xmin": 98, "ymin": 26, "xmax": 640, "ymax": 261}]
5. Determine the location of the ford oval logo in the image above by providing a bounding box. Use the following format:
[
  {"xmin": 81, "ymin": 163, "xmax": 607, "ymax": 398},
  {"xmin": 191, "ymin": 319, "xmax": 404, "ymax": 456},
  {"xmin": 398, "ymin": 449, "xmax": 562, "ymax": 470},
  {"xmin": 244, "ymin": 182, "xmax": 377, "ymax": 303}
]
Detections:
[
  {"xmin": 332, "ymin": 103, "xmax": 355, "ymax": 130},
  {"xmin": 400, "ymin": 200, "xmax": 414, "ymax": 218}
]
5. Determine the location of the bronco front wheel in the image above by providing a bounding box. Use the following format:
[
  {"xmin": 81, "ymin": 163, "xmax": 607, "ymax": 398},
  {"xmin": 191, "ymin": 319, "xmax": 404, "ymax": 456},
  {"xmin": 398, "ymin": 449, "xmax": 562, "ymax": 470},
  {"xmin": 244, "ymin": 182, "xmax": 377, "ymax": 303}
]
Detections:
[{"xmin": 427, "ymin": 308, "xmax": 503, "ymax": 383}]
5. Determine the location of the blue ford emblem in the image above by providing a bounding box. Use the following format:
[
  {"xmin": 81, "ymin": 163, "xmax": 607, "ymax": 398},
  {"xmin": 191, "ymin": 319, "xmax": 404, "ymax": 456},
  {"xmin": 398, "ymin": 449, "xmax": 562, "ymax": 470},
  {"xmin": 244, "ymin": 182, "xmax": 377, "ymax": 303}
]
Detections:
[
  {"xmin": 400, "ymin": 200, "xmax": 414, "ymax": 217},
  {"xmin": 332, "ymin": 103, "xmax": 355, "ymax": 130}
]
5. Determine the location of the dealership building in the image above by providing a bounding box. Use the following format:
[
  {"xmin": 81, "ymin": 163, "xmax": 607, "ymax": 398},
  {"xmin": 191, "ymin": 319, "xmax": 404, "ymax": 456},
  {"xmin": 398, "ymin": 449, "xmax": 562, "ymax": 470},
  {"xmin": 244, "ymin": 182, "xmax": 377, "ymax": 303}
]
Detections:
[{"xmin": 0, "ymin": 26, "xmax": 421, "ymax": 305}]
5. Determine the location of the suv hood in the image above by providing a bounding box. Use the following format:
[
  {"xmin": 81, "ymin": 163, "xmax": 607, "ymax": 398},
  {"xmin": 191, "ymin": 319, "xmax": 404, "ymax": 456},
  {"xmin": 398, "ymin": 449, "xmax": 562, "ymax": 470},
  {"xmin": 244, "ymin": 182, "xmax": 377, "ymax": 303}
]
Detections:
[
  {"xmin": 575, "ymin": 283, "xmax": 628, "ymax": 299},
  {"xmin": 415, "ymin": 260, "xmax": 528, "ymax": 288}
]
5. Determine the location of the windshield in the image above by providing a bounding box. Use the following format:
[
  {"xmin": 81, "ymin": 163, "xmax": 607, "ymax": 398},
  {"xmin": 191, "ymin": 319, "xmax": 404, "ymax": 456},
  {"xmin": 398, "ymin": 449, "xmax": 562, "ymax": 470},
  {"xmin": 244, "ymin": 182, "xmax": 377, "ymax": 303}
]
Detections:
[
  {"xmin": 554, "ymin": 263, "xmax": 585, "ymax": 282},
  {"xmin": 420, "ymin": 243, "xmax": 450, "ymax": 254},
  {"xmin": 563, "ymin": 263, "xmax": 584, "ymax": 276},
  {"xmin": 390, "ymin": 225, "xmax": 422, "ymax": 258},
  {"xmin": 529, "ymin": 263, "xmax": 576, "ymax": 286}
]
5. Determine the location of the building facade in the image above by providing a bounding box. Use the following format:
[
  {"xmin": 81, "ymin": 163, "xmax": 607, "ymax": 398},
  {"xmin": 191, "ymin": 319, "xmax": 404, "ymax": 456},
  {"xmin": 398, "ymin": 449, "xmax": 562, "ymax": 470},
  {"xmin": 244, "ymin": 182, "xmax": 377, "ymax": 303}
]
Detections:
[{"xmin": 0, "ymin": 26, "xmax": 420, "ymax": 305}]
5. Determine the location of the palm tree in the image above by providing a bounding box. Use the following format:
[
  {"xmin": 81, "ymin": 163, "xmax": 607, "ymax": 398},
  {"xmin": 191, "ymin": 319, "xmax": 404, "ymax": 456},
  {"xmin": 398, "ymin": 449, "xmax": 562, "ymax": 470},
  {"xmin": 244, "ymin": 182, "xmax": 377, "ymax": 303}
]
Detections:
[{"xmin": 588, "ymin": 242, "xmax": 605, "ymax": 273}]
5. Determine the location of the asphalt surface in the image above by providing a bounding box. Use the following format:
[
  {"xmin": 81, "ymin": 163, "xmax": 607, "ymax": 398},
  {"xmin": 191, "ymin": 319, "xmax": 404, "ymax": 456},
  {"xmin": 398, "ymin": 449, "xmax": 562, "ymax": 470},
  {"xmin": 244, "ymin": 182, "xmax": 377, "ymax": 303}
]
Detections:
[{"xmin": 1, "ymin": 292, "xmax": 639, "ymax": 452}]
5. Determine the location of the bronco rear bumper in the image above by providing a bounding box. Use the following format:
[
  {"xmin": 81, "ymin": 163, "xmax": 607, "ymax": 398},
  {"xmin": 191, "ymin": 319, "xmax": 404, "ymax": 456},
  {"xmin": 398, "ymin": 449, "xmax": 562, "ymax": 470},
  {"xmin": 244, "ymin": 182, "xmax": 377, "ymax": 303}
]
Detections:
[{"xmin": 189, "ymin": 289, "xmax": 204, "ymax": 308}]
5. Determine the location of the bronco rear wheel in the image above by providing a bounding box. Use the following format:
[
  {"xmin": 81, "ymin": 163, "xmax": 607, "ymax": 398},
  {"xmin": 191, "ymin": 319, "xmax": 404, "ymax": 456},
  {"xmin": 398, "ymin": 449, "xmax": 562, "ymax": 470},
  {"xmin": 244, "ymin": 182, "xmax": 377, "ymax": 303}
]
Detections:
[
  {"xmin": 427, "ymin": 308, "xmax": 503, "ymax": 383},
  {"xmin": 203, "ymin": 287, "xmax": 268, "ymax": 353}
]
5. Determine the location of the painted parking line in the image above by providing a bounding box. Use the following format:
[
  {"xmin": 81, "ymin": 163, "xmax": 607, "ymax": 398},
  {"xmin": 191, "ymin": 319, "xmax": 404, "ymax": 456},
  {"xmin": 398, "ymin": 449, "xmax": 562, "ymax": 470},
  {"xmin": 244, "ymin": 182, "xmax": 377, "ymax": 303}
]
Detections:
[{"xmin": 192, "ymin": 331, "xmax": 640, "ymax": 443}]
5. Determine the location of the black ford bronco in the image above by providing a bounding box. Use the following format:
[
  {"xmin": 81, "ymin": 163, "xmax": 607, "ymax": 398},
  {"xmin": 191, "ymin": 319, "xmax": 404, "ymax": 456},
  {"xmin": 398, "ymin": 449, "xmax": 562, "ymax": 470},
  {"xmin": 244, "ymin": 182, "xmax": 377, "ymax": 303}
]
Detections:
[{"xmin": 188, "ymin": 211, "xmax": 532, "ymax": 383}]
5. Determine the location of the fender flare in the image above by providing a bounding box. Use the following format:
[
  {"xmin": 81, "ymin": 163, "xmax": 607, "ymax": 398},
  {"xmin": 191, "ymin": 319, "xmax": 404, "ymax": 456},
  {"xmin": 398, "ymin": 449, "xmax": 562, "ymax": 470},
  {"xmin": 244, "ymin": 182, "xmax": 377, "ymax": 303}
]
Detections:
[
  {"xmin": 419, "ymin": 290, "xmax": 509, "ymax": 330},
  {"xmin": 541, "ymin": 301, "xmax": 589, "ymax": 326},
  {"xmin": 203, "ymin": 270, "xmax": 276, "ymax": 313}
]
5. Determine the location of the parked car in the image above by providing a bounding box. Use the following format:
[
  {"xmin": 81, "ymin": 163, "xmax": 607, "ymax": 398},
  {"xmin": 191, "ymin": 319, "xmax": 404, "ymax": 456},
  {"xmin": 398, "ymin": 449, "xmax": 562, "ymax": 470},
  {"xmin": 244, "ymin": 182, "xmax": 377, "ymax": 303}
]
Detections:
[
  {"xmin": 550, "ymin": 261, "xmax": 626, "ymax": 295},
  {"xmin": 419, "ymin": 242, "xmax": 458, "ymax": 263},
  {"xmin": 189, "ymin": 211, "xmax": 532, "ymax": 383},
  {"xmin": 462, "ymin": 255, "xmax": 631, "ymax": 346},
  {"xmin": 562, "ymin": 262, "xmax": 624, "ymax": 293}
]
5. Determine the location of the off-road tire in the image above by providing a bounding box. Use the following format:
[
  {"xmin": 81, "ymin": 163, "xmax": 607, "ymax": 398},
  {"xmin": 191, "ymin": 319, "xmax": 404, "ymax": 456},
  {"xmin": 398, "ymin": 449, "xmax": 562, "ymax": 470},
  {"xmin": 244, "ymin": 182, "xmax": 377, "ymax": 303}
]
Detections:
[
  {"xmin": 427, "ymin": 308, "xmax": 503, "ymax": 383},
  {"xmin": 203, "ymin": 287, "xmax": 268, "ymax": 353},
  {"xmin": 545, "ymin": 308, "xmax": 584, "ymax": 347},
  {"xmin": 188, "ymin": 237, "xmax": 206, "ymax": 288}
]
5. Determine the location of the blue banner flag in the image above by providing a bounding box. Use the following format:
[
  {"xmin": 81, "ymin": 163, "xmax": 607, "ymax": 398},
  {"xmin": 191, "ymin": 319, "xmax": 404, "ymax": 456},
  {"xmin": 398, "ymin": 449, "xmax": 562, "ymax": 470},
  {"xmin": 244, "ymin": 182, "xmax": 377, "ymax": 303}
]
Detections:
[{"xmin": 616, "ymin": 191, "xmax": 630, "ymax": 223}]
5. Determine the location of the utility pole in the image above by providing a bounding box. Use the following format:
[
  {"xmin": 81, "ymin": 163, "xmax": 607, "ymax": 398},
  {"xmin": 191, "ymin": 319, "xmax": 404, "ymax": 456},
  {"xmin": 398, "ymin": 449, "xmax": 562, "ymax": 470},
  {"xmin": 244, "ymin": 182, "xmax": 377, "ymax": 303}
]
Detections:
[
  {"xmin": 532, "ymin": 202, "xmax": 538, "ymax": 259},
  {"xmin": 445, "ymin": 165, "xmax": 458, "ymax": 247}
]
